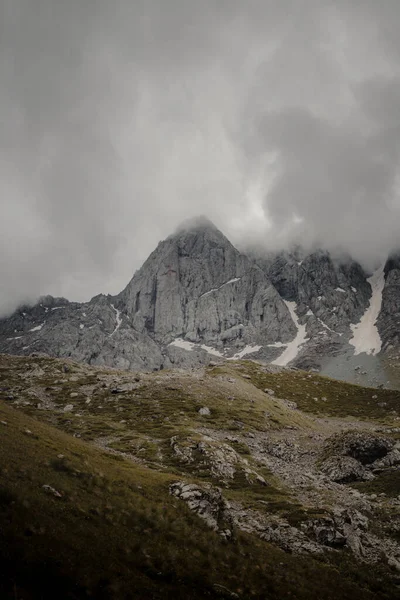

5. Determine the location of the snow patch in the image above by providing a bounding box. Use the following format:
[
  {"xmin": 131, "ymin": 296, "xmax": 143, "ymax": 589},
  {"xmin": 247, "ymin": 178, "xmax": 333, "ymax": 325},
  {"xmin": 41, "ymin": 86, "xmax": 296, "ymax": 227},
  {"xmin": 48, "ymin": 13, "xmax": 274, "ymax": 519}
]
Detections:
[
  {"xmin": 29, "ymin": 323, "xmax": 44, "ymax": 332},
  {"xmin": 200, "ymin": 344, "xmax": 225, "ymax": 358},
  {"xmin": 169, "ymin": 338, "xmax": 225, "ymax": 358},
  {"xmin": 82, "ymin": 312, "xmax": 87, "ymax": 317},
  {"xmin": 231, "ymin": 345, "xmax": 262, "ymax": 359},
  {"xmin": 349, "ymin": 265, "xmax": 385, "ymax": 356},
  {"xmin": 109, "ymin": 304, "xmax": 122, "ymax": 337},
  {"xmin": 272, "ymin": 302, "xmax": 308, "ymax": 366},
  {"xmin": 51, "ymin": 306, "xmax": 65, "ymax": 311},
  {"xmin": 170, "ymin": 338, "xmax": 195, "ymax": 351},
  {"xmin": 79, "ymin": 324, "xmax": 85, "ymax": 330},
  {"xmin": 200, "ymin": 277, "xmax": 241, "ymax": 297},
  {"xmin": 6, "ymin": 336, "xmax": 23, "ymax": 341},
  {"xmin": 317, "ymin": 318, "xmax": 336, "ymax": 334},
  {"xmin": 351, "ymin": 287, "xmax": 357, "ymax": 293},
  {"xmin": 266, "ymin": 341, "xmax": 287, "ymax": 348},
  {"xmin": 306, "ymin": 309, "xmax": 313, "ymax": 317},
  {"xmin": 336, "ymin": 287, "xmax": 346, "ymax": 293},
  {"xmin": 201, "ymin": 288, "xmax": 218, "ymax": 298},
  {"xmin": 221, "ymin": 277, "xmax": 241, "ymax": 286}
]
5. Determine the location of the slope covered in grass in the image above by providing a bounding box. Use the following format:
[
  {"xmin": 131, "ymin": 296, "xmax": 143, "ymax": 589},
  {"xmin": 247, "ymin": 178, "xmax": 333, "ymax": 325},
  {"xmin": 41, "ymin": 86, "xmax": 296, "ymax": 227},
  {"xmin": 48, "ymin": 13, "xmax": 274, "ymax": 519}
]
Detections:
[
  {"xmin": 2, "ymin": 401, "xmax": 397, "ymax": 599},
  {"xmin": 0, "ymin": 354, "xmax": 400, "ymax": 598},
  {"xmin": 231, "ymin": 361, "xmax": 400, "ymax": 421}
]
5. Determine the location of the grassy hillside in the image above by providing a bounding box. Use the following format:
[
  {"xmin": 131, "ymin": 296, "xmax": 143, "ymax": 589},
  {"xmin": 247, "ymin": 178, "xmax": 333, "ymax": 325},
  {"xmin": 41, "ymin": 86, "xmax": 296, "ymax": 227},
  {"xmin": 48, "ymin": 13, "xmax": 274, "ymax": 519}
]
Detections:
[{"xmin": 0, "ymin": 354, "xmax": 399, "ymax": 599}]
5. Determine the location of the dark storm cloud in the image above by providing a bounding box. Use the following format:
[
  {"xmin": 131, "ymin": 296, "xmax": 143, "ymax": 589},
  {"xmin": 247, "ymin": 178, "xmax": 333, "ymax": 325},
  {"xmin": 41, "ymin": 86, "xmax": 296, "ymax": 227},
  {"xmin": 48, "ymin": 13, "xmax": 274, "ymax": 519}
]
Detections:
[{"xmin": 1, "ymin": 1, "xmax": 400, "ymax": 314}]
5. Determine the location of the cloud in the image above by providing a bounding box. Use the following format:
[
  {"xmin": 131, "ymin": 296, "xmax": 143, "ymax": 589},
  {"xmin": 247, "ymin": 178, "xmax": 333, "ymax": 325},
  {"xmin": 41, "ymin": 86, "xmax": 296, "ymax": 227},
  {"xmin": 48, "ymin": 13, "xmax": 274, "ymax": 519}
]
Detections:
[{"xmin": 1, "ymin": 1, "xmax": 400, "ymax": 314}]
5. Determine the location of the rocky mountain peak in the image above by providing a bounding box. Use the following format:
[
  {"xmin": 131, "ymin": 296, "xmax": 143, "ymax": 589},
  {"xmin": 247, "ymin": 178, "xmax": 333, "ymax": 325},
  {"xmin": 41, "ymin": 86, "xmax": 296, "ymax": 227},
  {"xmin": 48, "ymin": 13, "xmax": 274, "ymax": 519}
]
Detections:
[{"xmin": 1, "ymin": 221, "xmax": 399, "ymax": 387}]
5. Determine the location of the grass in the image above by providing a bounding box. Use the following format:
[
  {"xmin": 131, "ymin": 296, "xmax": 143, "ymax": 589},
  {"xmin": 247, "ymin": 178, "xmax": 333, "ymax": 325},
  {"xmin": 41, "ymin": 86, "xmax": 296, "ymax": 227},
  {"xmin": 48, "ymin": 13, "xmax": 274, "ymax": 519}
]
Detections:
[
  {"xmin": 0, "ymin": 399, "xmax": 398, "ymax": 600},
  {"xmin": 226, "ymin": 361, "xmax": 400, "ymax": 422},
  {"xmin": 350, "ymin": 471, "xmax": 400, "ymax": 498},
  {"xmin": 1, "ymin": 354, "xmax": 400, "ymax": 598}
]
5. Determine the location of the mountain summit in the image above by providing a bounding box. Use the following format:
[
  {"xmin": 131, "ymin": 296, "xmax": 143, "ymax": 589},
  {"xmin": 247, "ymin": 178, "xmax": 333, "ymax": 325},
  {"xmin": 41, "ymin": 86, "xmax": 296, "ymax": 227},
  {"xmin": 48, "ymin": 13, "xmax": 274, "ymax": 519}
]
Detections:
[{"xmin": 0, "ymin": 218, "xmax": 399, "ymax": 387}]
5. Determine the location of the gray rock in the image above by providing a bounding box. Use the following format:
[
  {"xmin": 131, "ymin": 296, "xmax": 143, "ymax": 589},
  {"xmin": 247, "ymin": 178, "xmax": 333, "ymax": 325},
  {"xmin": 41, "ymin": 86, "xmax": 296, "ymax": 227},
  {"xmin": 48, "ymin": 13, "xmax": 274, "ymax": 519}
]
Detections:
[
  {"xmin": 320, "ymin": 456, "xmax": 368, "ymax": 483},
  {"xmin": 42, "ymin": 484, "xmax": 62, "ymax": 498},
  {"xmin": 325, "ymin": 431, "xmax": 394, "ymax": 465},
  {"xmin": 169, "ymin": 481, "xmax": 231, "ymax": 534}
]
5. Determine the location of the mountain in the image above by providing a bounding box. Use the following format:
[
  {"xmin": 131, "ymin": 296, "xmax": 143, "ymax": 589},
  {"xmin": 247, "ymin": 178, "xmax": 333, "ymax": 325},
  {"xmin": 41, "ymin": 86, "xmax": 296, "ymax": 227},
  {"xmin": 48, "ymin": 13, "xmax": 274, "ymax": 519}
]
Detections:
[{"xmin": 0, "ymin": 217, "xmax": 399, "ymax": 387}]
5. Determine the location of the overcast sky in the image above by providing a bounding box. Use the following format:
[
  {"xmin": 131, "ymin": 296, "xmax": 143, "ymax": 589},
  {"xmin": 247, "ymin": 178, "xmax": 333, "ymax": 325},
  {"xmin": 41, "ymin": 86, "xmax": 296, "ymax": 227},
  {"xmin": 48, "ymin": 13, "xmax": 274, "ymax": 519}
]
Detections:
[{"xmin": 1, "ymin": 1, "xmax": 400, "ymax": 315}]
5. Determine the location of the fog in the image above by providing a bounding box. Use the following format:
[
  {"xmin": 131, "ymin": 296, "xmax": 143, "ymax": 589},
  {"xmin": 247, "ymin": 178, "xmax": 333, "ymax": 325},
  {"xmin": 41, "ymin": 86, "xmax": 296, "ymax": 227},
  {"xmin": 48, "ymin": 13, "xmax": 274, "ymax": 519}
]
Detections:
[{"xmin": 1, "ymin": 1, "xmax": 399, "ymax": 314}]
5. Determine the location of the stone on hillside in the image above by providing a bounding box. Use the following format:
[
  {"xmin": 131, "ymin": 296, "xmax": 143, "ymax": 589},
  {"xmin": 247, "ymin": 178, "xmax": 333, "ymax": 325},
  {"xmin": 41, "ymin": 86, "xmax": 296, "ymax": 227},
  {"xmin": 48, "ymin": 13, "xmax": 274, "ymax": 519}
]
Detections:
[
  {"xmin": 282, "ymin": 399, "xmax": 298, "ymax": 410},
  {"xmin": 320, "ymin": 455, "xmax": 368, "ymax": 483},
  {"xmin": 325, "ymin": 431, "xmax": 394, "ymax": 465},
  {"xmin": 199, "ymin": 407, "xmax": 211, "ymax": 416},
  {"xmin": 64, "ymin": 404, "xmax": 74, "ymax": 412},
  {"xmin": 212, "ymin": 584, "xmax": 240, "ymax": 599},
  {"xmin": 307, "ymin": 518, "xmax": 347, "ymax": 548},
  {"xmin": 69, "ymin": 392, "xmax": 78, "ymax": 398},
  {"xmin": 372, "ymin": 447, "xmax": 400, "ymax": 468},
  {"xmin": 42, "ymin": 484, "xmax": 62, "ymax": 498},
  {"xmin": 169, "ymin": 481, "xmax": 232, "ymax": 534}
]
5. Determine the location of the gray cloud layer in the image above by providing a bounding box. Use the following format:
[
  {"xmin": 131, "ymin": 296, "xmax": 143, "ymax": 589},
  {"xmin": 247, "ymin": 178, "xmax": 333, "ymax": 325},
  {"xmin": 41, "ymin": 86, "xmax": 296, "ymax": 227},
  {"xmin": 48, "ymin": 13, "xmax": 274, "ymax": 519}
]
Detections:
[{"xmin": 1, "ymin": 1, "xmax": 400, "ymax": 315}]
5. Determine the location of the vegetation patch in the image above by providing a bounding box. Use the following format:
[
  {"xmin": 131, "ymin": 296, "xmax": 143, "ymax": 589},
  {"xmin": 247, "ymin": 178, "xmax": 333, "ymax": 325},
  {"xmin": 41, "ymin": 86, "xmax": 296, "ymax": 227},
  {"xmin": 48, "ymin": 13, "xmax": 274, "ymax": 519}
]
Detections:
[{"xmin": 225, "ymin": 361, "xmax": 400, "ymax": 422}]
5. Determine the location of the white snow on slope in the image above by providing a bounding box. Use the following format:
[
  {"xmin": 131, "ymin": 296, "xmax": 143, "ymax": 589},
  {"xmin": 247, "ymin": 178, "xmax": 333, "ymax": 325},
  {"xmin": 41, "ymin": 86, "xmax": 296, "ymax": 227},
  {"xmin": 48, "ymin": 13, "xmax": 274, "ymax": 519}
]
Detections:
[
  {"xmin": 169, "ymin": 338, "xmax": 261, "ymax": 360},
  {"xmin": 349, "ymin": 265, "xmax": 385, "ymax": 356},
  {"xmin": 7, "ymin": 336, "xmax": 23, "ymax": 341},
  {"xmin": 170, "ymin": 338, "xmax": 195, "ymax": 351},
  {"xmin": 51, "ymin": 306, "xmax": 65, "ymax": 311},
  {"xmin": 200, "ymin": 277, "xmax": 241, "ymax": 298},
  {"xmin": 336, "ymin": 287, "xmax": 346, "ymax": 293},
  {"xmin": 222, "ymin": 277, "xmax": 241, "ymax": 286},
  {"xmin": 351, "ymin": 287, "xmax": 357, "ymax": 293},
  {"xmin": 110, "ymin": 304, "xmax": 122, "ymax": 337},
  {"xmin": 272, "ymin": 302, "xmax": 308, "ymax": 366},
  {"xmin": 29, "ymin": 323, "xmax": 44, "ymax": 332},
  {"xmin": 169, "ymin": 338, "xmax": 225, "ymax": 357},
  {"xmin": 201, "ymin": 288, "xmax": 218, "ymax": 298},
  {"xmin": 266, "ymin": 341, "xmax": 287, "ymax": 348},
  {"xmin": 318, "ymin": 317, "xmax": 336, "ymax": 334},
  {"xmin": 201, "ymin": 344, "xmax": 225, "ymax": 358},
  {"xmin": 231, "ymin": 345, "xmax": 262, "ymax": 359}
]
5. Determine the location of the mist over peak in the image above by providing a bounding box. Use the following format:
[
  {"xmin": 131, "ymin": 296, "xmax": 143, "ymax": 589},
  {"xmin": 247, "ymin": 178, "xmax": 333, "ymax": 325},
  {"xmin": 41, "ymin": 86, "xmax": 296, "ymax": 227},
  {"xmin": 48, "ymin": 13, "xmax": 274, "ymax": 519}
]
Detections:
[{"xmin": 1, "ymin": 1, "xmax": 400, "ymax": 315}]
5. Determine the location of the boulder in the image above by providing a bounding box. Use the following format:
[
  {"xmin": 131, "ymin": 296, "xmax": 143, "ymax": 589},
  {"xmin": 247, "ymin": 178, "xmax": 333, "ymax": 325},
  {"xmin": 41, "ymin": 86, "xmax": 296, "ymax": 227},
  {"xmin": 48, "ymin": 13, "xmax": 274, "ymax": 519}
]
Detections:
[
  {"xmin": 320, "ymin": 455, "xmax": 368, "ymax": 483},
  {"xmin": 324, "ymin": 431, "xmax": 394, "ymax": 465}
]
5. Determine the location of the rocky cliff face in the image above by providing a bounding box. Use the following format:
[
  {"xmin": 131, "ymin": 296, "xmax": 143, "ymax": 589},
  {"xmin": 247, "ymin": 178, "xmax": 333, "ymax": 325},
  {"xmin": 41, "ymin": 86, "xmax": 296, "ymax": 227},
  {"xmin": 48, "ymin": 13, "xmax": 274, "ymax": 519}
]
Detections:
[
  {"xmin": 0, "ymin": 217, "xmax": 398, "ymax": 382},
  {"xmin": 116, "ymin": 217, "xmax": 295, "ymax": 349},
  {"xmin": 378, "ymin": 254, "xmax": 400, "ymax": 352}
]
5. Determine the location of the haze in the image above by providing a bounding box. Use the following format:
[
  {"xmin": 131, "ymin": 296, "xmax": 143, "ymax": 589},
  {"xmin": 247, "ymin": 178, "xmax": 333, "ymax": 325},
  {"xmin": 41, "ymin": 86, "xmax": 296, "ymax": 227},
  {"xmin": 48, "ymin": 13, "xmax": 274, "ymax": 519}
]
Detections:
[{"xmin": 1, "ymin": 1, "xmax": 400, "ymax": 315}]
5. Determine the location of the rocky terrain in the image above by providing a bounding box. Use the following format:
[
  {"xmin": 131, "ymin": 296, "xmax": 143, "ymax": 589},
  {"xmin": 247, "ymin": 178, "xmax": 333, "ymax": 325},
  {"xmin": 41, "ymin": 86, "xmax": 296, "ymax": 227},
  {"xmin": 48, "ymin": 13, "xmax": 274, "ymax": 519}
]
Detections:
[
  {"xmin": 0, "ymin": 353, "xmax": 399, "ymax": 598},
  {"xmin": 1, "ymin": 217, "xmax": 399, "ymax": 388}
]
